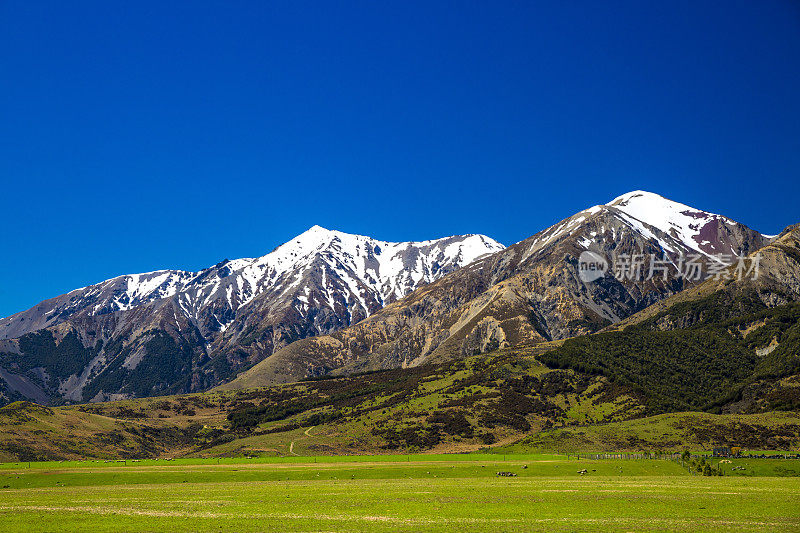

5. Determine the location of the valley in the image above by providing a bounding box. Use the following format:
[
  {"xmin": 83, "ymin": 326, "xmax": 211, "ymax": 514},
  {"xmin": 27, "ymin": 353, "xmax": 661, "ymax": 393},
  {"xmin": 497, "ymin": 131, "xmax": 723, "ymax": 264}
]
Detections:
[{"xmin": 0, "ymin": 192, "xmax": 797, "ymax": 474}]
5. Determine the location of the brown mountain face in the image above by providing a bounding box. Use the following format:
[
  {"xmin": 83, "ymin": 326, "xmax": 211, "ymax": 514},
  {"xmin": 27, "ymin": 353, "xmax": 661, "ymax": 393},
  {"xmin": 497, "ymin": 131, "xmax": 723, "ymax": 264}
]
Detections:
[
  {"xmin": 537, "ymin": 223, "xmax": 800, "ymax": 415},
  {"xmin": 611, "ymin": 222, "xmax": 800, "ymax": 331},
  {"xmin": 224, "ymin": 192, "xmax": 771, "ymax": 389}
]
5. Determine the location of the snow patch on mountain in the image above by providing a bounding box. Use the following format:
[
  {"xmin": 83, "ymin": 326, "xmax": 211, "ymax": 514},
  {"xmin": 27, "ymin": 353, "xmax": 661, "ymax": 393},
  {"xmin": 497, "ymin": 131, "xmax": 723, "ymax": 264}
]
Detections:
[
  {"xmin": 608, "ymin": 190, "xmax": 738, "ymax": 256},
  {"xmin": 524, "ymin": 191, "xmax": 769, "ymax": 261}
]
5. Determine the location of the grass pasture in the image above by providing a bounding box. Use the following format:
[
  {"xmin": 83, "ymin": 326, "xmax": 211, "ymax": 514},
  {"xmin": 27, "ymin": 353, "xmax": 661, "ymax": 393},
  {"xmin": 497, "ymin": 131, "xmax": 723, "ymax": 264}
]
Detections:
[
  {"xmin": 712, "ymin": 457, "xmax": 800, "ymax": 477},
  {"xmin": 1, "ymin": 455, "xmax": 799, "ymax": 532}
]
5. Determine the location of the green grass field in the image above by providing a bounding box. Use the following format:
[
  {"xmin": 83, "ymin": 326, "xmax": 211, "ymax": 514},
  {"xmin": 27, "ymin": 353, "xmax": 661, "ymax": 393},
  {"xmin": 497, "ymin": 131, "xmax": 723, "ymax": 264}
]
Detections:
[{"xmin": 1, "ymin": 455, "xmax": 799, "ymax": 532}]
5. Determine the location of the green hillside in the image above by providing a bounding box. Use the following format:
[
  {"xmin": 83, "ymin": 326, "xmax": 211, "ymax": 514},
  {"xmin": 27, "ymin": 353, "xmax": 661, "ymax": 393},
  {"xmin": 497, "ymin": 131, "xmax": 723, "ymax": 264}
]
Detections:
[
  {"xmin": 2, "ymin": 343, "xmax": 799, "ymax": 461},
  {"xmin": 540, "ymin": 301, "xmax": 800, "ymax": 413},
  {"xmin": 498, "ymin": 411, "xmax": 800, "ymax": 454}
]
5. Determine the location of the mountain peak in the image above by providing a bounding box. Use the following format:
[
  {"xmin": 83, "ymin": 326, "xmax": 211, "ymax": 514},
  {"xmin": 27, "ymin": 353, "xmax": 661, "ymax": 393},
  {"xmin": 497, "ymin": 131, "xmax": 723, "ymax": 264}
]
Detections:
[
  {"xmin": 538, "ymin": 191, "xmax": 768, "ymax": 262},
  {"xmin": 305, "ymin": 224, "xmax": 332, "ymax": 234},
  {"xmin": 594, "ymin": 190, "xmax": 772, "ymax": 258},
  {"xmin": 606, "ymin": 190, "xmax": 728, "ymax": 239},
  {"xmin": 608, "ymin": 190, "xmax": 667, "ymax": 206},
  {"xmin": 607, "ymin": 190, "xmax": 714, "ymax": 218},
  {"xmin": 295, "ymin": 224, "xmax": 334, "ymax": 240},
  {"xmin": 610, "ymin": 191, "xmax": 713, "ymax": 217}
]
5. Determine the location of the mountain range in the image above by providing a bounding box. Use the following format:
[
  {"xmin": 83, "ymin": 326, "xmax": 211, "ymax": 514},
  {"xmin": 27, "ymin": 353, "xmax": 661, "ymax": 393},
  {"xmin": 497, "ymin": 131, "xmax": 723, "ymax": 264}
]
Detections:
[
  {"xmin": 0, "ymin": 191, "xmax": 777, "ymax": 405},
  {"xmin": 0, "ymin": 229, "xmax": 502, "ymax": 403},
  {"xmin": 2, "ymin": 222, "xmax": 798, "ymax": 460},
  {"xmin": 225, "ymin": 191, "xmax": 770, "ymax": 388}
]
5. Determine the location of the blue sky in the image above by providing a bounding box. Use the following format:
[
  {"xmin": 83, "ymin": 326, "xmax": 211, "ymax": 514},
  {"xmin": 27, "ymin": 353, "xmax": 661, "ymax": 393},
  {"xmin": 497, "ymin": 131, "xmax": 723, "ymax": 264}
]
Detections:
[{"xmin": 1, "ymin": 1, "xmax": 799, "ymax": 318}]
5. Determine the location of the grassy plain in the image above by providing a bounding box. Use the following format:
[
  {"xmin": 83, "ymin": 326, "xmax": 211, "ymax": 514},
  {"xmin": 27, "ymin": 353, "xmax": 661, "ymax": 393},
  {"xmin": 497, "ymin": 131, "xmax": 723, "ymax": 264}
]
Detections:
[{"xmin": 1, "ymin": 455, "xmax": 799, "ymax": 532}]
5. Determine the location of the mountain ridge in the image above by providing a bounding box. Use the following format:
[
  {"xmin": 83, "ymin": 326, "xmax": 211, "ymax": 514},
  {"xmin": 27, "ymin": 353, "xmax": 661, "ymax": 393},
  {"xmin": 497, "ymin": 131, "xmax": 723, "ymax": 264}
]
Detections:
[
  {"xmin": 0, "ymin": 226, "xmax": 503, "ymax": 340},
  {"xmin": 0, "ymin": 190, "xmax": 781, "ymax": 404},
  {"xmin": 225, "ymin": 191, "xmax": 773, "ymax": 389},
  {"xmin": 0, "ymin": 227, "xmax": 503, "ymax": 404}
]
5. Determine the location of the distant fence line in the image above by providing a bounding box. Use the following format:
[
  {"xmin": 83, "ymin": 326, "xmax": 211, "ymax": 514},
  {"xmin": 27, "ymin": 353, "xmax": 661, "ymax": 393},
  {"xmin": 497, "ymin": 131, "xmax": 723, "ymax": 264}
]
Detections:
[
  {"xmin": 565, "ymin": 453, "xmax": 713, "ymax": 476},
  {"xmin": 568, "ymin": 453, "xmax": 680, "ymax": 461},
  {"xmin": 568, "ymin": 453, "xmax": 800, "ymax": 461}
]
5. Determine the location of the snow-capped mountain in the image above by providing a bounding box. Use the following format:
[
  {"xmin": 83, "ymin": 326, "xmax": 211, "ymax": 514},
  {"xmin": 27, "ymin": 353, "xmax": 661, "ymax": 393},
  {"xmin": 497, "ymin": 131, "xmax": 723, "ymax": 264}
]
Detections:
[
  {"xmin": 0, "ymin": 227, "xmax": 502, "ymax": 404},
  {"xmin": 523, "ymin": 190, "xmax": 767, "ymax": 263},
  {"xmin": 0, "ymin": 227, "xmax": 503, "ymax": 342},
  {"xmin": 594, "ymin": 190, "xmax": 765, "ymax": 257},
  {"xmin": 197, "ymin": 225, "xmax": 503, "ymax": 327},
  {"xmin": 0, "ymin": 191, "xmax": 777, "ymax": 404},
  {"xmin": 227, "ymin": 191, "xmax": 773, "ymax": 388}
]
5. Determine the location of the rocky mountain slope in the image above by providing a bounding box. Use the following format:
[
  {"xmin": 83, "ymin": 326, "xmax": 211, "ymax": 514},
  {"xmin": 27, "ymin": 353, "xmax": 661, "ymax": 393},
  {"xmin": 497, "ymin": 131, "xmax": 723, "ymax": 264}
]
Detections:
[
  {"xmin": 0, "ymin": 228, "xmax": 502, "ymax": 404},
  {"xmin": 226, "ymin": 191, "xmax": 772, "ymax": 388},
  {"xmin": 541, "ymin": 223, "xmax": 800, "ymax": 414},
  {"xmin": 608, "ymin": 222, "xmax": 800, "ymax": 329}
]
